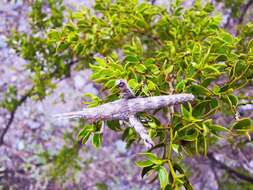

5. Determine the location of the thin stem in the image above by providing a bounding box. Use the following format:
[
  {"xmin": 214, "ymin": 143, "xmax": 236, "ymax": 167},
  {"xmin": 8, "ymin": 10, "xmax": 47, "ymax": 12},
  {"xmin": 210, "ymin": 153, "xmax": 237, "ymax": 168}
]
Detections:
[{"xmin": 168, "ymin": 127, "xmax": 173, "ymax": 159}]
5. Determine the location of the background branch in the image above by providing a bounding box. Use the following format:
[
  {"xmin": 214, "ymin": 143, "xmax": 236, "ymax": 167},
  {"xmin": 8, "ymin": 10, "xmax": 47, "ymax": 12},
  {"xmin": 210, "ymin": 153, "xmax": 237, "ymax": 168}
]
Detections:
[
  {"xmin": 0, "ymin": 58, "xmax": 83, "ymax": 146},
  {"xmin": 238, "ymin": 0, "xmax": 253, "ymax": 25},
  {"xmin": 0, "ymin": 88, "xmax": 33, "ymax": 146},
  {"xmin": 208, "ymin": 152, "xmax": 253, "ymax": 184},
  {"xmin": 151, "ymin": 0, "xmax": 156, "ymax": 5}
]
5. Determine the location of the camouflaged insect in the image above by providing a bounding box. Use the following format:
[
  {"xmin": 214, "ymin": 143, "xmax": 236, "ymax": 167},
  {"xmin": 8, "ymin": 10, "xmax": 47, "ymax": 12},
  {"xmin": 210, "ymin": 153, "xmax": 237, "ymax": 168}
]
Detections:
[{"xmin": 54, "ymin": 79, "xmax": 195, "ymax": 148}]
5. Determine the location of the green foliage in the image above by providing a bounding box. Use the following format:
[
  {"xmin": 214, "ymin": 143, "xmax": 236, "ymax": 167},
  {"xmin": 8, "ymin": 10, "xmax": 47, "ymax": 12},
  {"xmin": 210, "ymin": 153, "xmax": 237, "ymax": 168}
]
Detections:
[
  {"xmin": 0, "ymin": 86, "xmax": 19, "ymax": 112},
  {"xmin": 51, "ymin": 143, "xmax": 80, "ymax": 179},
  {"xmin": 3, "ymin": 0, "xmax": 253, "ymax": 189},
  {"xmin": 78, "ymin": 125, "xmax": 94, "ymax": 144},
  {"xmin": 29, "ymin": 0, "xmax": 65, "ymax": 31},
  {"xmin": 46, "ymin": 127, "xmax": 83, "ymax": 182},
  {"xmin": 7, "ymin": 0, "xmax": 75, "ymax": 100},
  {"xmin": 52, "ymin": 0, "xmax": 252, "ymax": 188},
  {"xmin": 215, "ymin": 0, "xmax": 244, "ymax": 18}
]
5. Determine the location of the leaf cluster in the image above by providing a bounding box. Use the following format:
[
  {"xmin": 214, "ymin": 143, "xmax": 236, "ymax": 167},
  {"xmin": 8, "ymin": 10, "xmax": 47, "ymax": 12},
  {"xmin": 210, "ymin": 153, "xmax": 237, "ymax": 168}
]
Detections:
[{"xmin": 3, "ymin": 0, "xmax": 253, "ymax": 189}]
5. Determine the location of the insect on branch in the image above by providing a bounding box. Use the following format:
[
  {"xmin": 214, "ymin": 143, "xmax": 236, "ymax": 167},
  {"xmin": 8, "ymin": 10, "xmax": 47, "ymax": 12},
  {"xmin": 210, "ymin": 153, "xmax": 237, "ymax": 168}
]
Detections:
[{"xmin": 55, "ymin": 79, "xmax": 195, "ymax": 148}]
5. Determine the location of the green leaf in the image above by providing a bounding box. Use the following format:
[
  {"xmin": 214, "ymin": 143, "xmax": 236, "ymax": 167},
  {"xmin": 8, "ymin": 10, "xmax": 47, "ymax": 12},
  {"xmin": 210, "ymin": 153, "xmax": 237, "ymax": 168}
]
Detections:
[
  {"xmin": 181, "ymin": 105, "xmax": 191, "ymax": 119},
  {"xmin": 92, "ymin": 133, "xmax": 102, "ymax": 148},
  {"xmin": 128, "ymin": 79, "xmax": 139, "ymax": 90},
  {"xmin": 124, "ymin": 55, "xmax": 139, "ymax": 63},
  {"xmin": 95, "ymin": 57, "xmax": 107, "ymax": 66},
  {"xmin": 189, "ymin": 84, "xmax": 211, "ymax": 96},
  {"xmin": 81, "ymin": 132, "xmax": 91, "ymax": 144},
  {"xmin": 122, "ymin": 127, "xmax": 137, "ymax": 148},
  {"xmin": 135, "ymin": 64, "xmax": 147, "ymax": 73},
  {"xmin": 56, "ymin": 41, "xmax": 69, "ymax": 52},
  {"xmin": 178, "ymin": 128, "xmax": 199, "ymax": 141},
  {"xmin": 208, "ymin": 124, "xmax": 230, "ymax": 132},
  {"xmin": 158, "ymin": 166, "xmax": 169, "ymax": 189},
  {"xmin": 176, "ymin": 80, "xmax": 186, "ymax": 92},
  {"xmin": 78, "ymin": 125, "xmax": 94, "ymax": 137},
  {"xmin": 48, "ymin": 29, "xmax": 60, "ymax": 41},
  {"xmin": 202, "ymin": 123, "xmax": 209, "ymax": 136},
  {"xmin": 233, "ymin": 61, "xmax": 247, "ymax": 77},
  {"xmin": 232, "ymin": 118, "xmax": 252, "ymax": 130},
  {"xmin": 104, "ymin": 79, "xmax": 115, "ymax": 89},
  {"xmin": 227, "ymin": 94, "xmax": 238, "ymax": 107},
  {"xmin": 138, "ymin": 152, "xmax": 163, "ymax": 164},
  {"xmin": 201, "ymin": 77, "xmax": 216, "ymax": 87},
  {"xmin": 144, "ymin": 58, "xmax": 155, "ymax": 65},
  {"xmin": 221, "ymin": 95, "xmax": 237, "ymax": 112},
  {"xmin": 65, "ymin": 24, "xmax": 76, "ymax": 31},
  {"xmin": 136, "ymin": 3, "xmax": 149, "ymax": 12},
  {"xmin": 78, "ymin": 125, "xmax": 94, "ymax": 144},
  {"xmin": 164, "ymin": 65, "xmax": 174, "ymax": 75},
  {"xmin": 141, "ymin": 165, "xmax": 154, "ymax": 178},
  {"xmin": 165, "ymin": 184, "xmax": 173, "ymax": 190},
  {"xmin": 173, "ymin": 163, "xmax": 194, "ymax": 190},
  {"xmin": 172, "ymin": 144, "xmax": 179, "ymax": 154},
  {"xmin": 193, "ymin": 101, "xmax": 208, "ymax": 117},
  {"xmin": 74, "ymin": 43, "xmax": 84, "ymax": 55},
  {"xmin": 136, "ymin": 160, "xmax": 154, "ymax": 167},
  {"xmin": 135, "ymin": 16, "xmax": 148, "ymax": 29},
  {"xmin": 149, "ymin": 64, "xmax": 160, "ymax": 75},
  {"xmin": 212, "ymin": 85, "xmax": 220, "ymax": 95},
  {"xmin": 203, "ymin": 65, "xmax": 220, "ymax": 75},
  {"xmin": 106, "ymin": 120, "xmax": 121, "ymax": 131},
  {"xmin": 147, "ymin": 80, "xmax": 156, "ymax": 90},
  {"xmin": 247, "ymin": 39, "xmax": 253, "ymax": 50},
  {"xmin": 220, "ymin": 32, "xmax": 233, "ymax": 43}
]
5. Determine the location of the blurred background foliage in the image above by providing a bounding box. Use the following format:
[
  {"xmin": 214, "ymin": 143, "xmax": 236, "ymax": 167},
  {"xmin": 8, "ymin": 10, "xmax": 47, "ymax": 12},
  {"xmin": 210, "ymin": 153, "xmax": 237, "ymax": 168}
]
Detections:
[{"xmin": 1, "ymin": 0, "xmax": 253, "ymax": 189}]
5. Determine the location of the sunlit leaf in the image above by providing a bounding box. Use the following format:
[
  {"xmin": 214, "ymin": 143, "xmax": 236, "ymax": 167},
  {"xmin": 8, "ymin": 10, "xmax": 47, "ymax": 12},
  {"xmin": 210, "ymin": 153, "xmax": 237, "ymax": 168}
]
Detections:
[{"xmin": 158, "ymin": 166, "xmax": 169, "ymax": 189}]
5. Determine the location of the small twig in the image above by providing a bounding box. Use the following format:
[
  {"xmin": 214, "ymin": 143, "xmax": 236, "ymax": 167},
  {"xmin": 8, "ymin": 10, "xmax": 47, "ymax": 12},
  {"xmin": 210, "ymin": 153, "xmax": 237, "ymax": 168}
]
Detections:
[{"xmin": 166, "ymin": 73, "xmax": 175, "ymax": 124}]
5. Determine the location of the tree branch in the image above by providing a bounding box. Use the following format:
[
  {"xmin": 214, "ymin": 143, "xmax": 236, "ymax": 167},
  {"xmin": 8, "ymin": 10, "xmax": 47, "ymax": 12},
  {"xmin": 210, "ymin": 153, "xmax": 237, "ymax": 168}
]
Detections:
[
  {"xmin": 151, "ymin": 0, "xmax": 156, "ymax": 5},
  {"xmin": 207, "ymin": 152, "xmax": 253, "ymax": 184},
  {"xmin": 0, "ymin": 88, "xmax": 32, "ymax": 146},
  {"xmin": 224, "ymin": 11, "xmax": 232, "ymax": 29},
  {"xmin": 0, "ymin": 58, "xmax": 83, "ymax": 146},
  {"xmin": 238, "ymin": 0, "xmax": 253, "ymax": 25}
]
